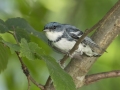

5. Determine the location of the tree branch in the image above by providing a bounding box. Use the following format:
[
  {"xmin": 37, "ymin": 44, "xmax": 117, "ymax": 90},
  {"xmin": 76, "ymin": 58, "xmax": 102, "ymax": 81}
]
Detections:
[
  {"xmin": 85, "ymin": 70, "xmax": 120, "ymax": 85},
  {"xmin": 45, "ymin": 0, "xmax": 120, "ymax": 90},
  {"xmin": 65, "ymin": 0, "xmax": 120, "ymax": 88},
  {"xmin": 44, "ymin": 17, "xmax": 103, "ymax": 89}
]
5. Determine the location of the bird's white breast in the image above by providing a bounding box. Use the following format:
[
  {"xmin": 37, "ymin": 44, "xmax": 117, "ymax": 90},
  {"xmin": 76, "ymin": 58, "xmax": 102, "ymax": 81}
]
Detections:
[
  {"xmin": 54, "ymin": 38, "xmax": 75, "ymax": 51},
  {"xmin": 53, "ymin": 38, "xmax": 84, "ymax": 53}
]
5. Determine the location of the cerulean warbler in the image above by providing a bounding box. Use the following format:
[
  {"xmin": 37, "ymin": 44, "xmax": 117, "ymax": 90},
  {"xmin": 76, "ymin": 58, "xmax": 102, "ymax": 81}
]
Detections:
[{"xmin": 43, "ymin": 22, "xmax": 101, "ymax": 57}]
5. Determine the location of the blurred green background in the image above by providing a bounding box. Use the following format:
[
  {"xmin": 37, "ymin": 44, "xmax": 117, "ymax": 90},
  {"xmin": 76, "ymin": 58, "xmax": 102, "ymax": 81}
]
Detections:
[{"xmin": 0, "ymin": 0, "xmax": 120, "ymax": 90}]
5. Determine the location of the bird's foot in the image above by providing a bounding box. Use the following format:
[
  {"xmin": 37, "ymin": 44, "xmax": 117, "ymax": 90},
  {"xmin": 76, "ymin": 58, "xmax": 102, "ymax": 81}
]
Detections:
[
  {"xmin": 66, "ymin": 51, "xmax": 74, "ymax": 58},
  {"xmin": 93, "ymin": 54, "xmax": 101, "ymax": 57}
]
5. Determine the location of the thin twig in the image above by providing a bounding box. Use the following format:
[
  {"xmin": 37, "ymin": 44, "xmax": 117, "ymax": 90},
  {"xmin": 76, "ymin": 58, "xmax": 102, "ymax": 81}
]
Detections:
[
  {"xmin": 27, "ymin": 75, "xmax": 31, "ymax": 90},
  {"xmin": 12, "ymin": 26, "xmax": 19, "ymax": 44},
  {"xmin": 15, "ymin": 52, "xmax": 44, "ymax": 90},
  {"xmin": 85, "ymin": 70, "xmax": 120, "ymax": 85},
  {"xmin": 29, "ymin": 76, "xmax": 45, "ymax": 90},
  {"xmin": 10, "ymin": 26, "xmax": 45, "ymax": 90}
]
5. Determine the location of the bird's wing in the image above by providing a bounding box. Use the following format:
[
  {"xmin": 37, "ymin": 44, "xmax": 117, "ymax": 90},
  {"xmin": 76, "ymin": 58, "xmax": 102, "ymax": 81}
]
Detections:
[
  {"xmin": 83, "ymin": 37, "xmax": 100, "ymax": 49},
  {"xmin": 84, "ymin": 37, "xmax": 107, "ymax": 52},
  {"xmin": 65, "ymin": 25, "xmax": 101, "ymax": 49},
  {"xmin": 65, "ymin": 25, "xmax": 83, "ymax": 40}
]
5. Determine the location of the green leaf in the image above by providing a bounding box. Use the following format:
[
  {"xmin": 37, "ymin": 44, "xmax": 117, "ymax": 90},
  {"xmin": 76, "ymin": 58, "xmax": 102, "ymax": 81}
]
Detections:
[
  {"xmin": 0, "ymin": 37, "xmax": 2, "ymax": 41},
  {"xmin": 45, "ymin": 56, "xmax": 76, "ymax": 90},
  {"xmin": 19, "ymin": 39, "xmax": 76, "ymax": 90},
  {"xmin": 2, "ymin": 40, "xmax": 20, "ymax": 53},
  {"xmin": 14, "ymin": 28, "xmax": 30, "ymax": 42},
  {"xmin": 20, "ymin": 39, "xmax": 36, "ymax": 60},
  {"xmin": 0, "ymin": 19, "xmax": 9, "ymax": 33},
  {"xmin": 5, "ymin": 17, "xmax": 47, "ymax": 41},
  {"xmin": 0, "ymin": 43, "xmax": 9, "ymax": 73}
]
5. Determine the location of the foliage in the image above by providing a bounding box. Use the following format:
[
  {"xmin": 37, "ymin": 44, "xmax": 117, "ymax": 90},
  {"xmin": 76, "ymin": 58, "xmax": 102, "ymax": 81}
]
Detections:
[
  {"xmin": 0, "ymin": 18, "xmax": 76, "ymax": 90},
  {"xmin": 0, "ymin": 0, "xmax": 120, "ymax": 90},
  {"xmin": 0, "ymin": 40, "xmax": 9, "ymax": 73}
]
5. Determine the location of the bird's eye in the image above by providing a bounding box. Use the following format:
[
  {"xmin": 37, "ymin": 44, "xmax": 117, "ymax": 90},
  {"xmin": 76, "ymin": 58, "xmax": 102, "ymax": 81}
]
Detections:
[{"xmin": 53, "ymin": 26, "xmax": 56, "ymax": 29}]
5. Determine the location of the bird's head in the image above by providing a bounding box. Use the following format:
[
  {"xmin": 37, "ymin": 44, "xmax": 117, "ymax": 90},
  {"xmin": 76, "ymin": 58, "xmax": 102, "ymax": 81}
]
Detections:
[
  {"xmin": 43, "ymin": 22, "xmax": 63, "ymax": 32},
  {"xmin": 43, "ymin": 22, "xmax": 64, "ymax": 41}
]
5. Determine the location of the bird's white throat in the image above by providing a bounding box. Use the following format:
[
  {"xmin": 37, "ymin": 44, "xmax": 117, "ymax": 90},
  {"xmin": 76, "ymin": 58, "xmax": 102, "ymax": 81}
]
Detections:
[{"xmin": 45, "ymin": 29, "xmax": 64, "ymax": 41}]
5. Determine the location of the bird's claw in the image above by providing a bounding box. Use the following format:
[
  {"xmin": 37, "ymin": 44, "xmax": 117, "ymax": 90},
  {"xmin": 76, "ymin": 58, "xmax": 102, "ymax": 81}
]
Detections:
[{"xmin": 66, "ymin": 51, "xmax": 74, "ymax": 58}]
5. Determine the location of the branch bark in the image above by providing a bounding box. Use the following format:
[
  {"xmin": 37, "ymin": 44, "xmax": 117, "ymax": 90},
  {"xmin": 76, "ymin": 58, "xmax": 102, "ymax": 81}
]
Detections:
[
  {"xmin": 65, "ymin": 0, "xmax": 120, "ymax": 88},
  {"xmin": 85, "ymin": 70, "xmax": 120, "ymax": 85},
  {"xmin": 45, "ymin": 0, "xmax": 120, "ymax": 90}
]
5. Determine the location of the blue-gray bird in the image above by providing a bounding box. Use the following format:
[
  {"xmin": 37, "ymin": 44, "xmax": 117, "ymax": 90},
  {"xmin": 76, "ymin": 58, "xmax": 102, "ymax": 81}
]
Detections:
[{"xmin": 43, "ymin": 22, "xmax": 101, "ymax": 57}]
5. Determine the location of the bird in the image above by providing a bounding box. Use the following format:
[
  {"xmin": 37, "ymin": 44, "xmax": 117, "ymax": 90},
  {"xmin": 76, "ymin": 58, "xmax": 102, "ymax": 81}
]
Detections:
[{"xmin": 43, "ymin": 22, "xmax": 101, "ymax": 57}]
